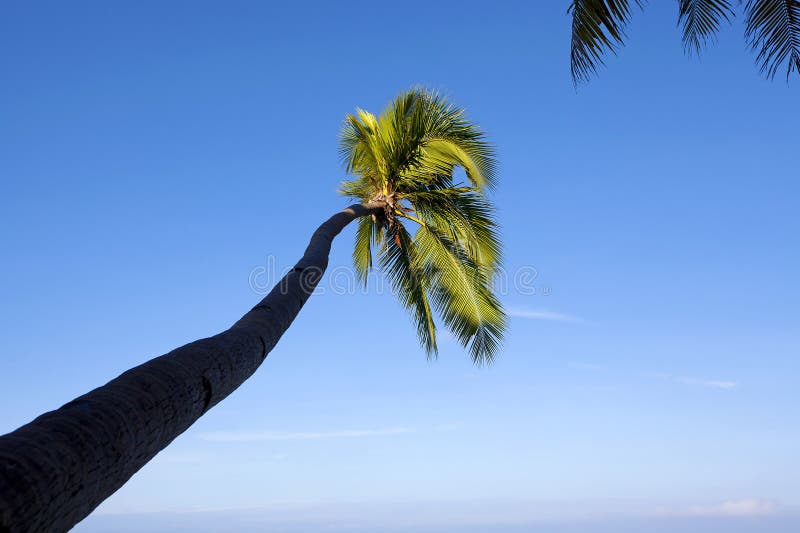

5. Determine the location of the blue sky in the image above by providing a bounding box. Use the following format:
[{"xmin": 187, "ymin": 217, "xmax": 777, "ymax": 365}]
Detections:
[{"xmin": 1, "ymin": 1, "xmax": 798, "ymax": 531}]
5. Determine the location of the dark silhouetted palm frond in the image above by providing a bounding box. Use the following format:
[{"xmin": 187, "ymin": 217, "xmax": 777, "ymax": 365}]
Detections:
[
  {"xmin": 569, "ymin": 0, "xmax": 645, "ymax": 85},
  {"xmin": 678, "ymin": 0, "xmax": 735, "ymax": 54},
  {"xmin": 568, "ymin": 0, "xmax": 800, "ymax": 83},
  {"xmin": 745, "ymin": 0, "xmax": 800, "ymax": 79}
]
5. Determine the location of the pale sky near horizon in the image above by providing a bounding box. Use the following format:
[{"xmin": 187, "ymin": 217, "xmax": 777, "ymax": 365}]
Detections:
[{"xmin": 1, "ymin": 1, "xmax": 798, "ymax": 532}]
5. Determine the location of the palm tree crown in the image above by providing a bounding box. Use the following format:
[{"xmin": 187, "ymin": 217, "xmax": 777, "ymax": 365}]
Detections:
[{"xmin": 338, "ymin": 89, "xmax": 506, "ymax": 364}]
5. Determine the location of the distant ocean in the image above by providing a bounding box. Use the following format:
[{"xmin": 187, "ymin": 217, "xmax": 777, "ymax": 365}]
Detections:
[{"xmin": 75, "ymin": 511, "xmax": 800, "ymax": 533}]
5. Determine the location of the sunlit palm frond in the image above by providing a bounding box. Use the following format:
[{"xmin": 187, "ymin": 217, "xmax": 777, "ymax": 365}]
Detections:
[
  {"xmin": 340, "ymin": 89, "xmax": 496, "ymax": 199},
  {"xmin": 339, "ymin": 110, "xmax": 387, "ymax": 191},
  {"xmin": 745, "ymin": 0, "xmax": 800, "ymax": 80},
  {"xmin": 413, "ymin": 224, "xmax": 505, "ymax": 365},
  {"xmin": 403, "ymin": 187, "xmax": 501, "ymax": 273},
  {"xmin": 569, "ymin": 0, "xmax": 645, "ymax": 85},
  {"xmin": 353, "ymin": 215, "xmax": 376, "ymax": 285},
  {"xmin": 678, "ymin": 0, "xmax": 735, "ymax": 55},
  {"xmin": 389, "ymin": 94, "xmax": 496, "ymax": 192},
  {"xmin": 416, "ymin": 92, "xmax": 497, "ymax": 190},
  {"xmin": 379, "ymin": 222, "xmax": 438, "ymax": 357},
  {"xmin": 417, "ymin": 139, "xmax": 490, "ymax": 191},
  {"xmin": 376, "ymin": 91, "xmax": 430, "ymax": 179}
]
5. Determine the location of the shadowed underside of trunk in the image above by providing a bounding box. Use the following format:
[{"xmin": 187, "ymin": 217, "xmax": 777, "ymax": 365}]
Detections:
[{"xmin": 0, "ymin": 203, "xmax": 380, "ymax": 533}]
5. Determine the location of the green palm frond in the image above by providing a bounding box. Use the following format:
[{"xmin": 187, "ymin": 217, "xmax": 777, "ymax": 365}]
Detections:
[
  {"xmin": 339, "ymin": 110, "xmax": 386, "ymax": 191},
  {"xmin": 745, "ymin": 0, "xmax": 800, "ymax": 80},
  {"xmin": 417, "ymin": 94, "xmax": 497, "ymax": 190},
  {"xmin": 338, "ymin": 88, "xmax": 505, "ymax": 364},
  {"xmin": 403, "ymin": 188, "xmax": 501, "ymax": 273},
  {"xmin": 678, "ymin": 0, "xmax": 735, "ymax": 55},
  {"xmin": 379, "ymin": 222, "xmax": 438, "ymax": 357},
  {"xmin": 340, "ymin": 90, "xmax": 495, "ymax": 197},
  {"xmin": 353, "ymin": 215, "xmax": 385, "ymax": 285},
  {"xmin": 414, "ymin": 225, "xmax": 505, "ymax": 365},
  {"xmin": 417, "ymin": 139, "xmax": 491, "ymax": 191},
  {"xmin": 569, "ymin": 0, "xmax": 645, "ymax": 85}
]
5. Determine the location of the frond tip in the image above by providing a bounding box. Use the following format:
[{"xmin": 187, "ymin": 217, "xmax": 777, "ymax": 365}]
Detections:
[
  {"xmin": 678, "ymin": 0, "xmax": 735, "ymax": 55},
  {"xmin": 338, "ymin": 88, "xmax": 506, "ymax": 364},
  {"xmin": 745, "ymin": 0, "xmax": 800, "ymax": 80},
  {"xmin": 569, "ymin": 0, "xmax": 645, "ymax": 85}
]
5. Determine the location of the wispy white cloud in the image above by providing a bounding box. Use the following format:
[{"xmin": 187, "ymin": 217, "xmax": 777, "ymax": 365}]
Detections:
[
  {"xmin": 507, "ymin": 308, "xmax": 583, "ymax": 323},
  {"xmin": 645, "ymin": 372, "xmax": 738, "ymax": 390},
  {"xmin": 199, "ymin": 427, "xmax": 414, "ymax": 443},
  {"xmin": 695, "ymin": 499, "xmax": 777, "ymax": 516},
  {"xmin": 656, "ymin": 499, "xmax": 778, "ymax": 517},
  {"xmin": 677, "ymin": 376, "xmax": 738, "ymax": 389}
]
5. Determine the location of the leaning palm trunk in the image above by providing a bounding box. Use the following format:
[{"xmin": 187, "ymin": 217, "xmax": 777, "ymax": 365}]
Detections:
[
  {"xmin": 0, "ymin": 203, "xmax": 379, "ymax": 533},
  {"xmin": 0, "ymin": 88, "xmax": 507, "ymax": 532}
]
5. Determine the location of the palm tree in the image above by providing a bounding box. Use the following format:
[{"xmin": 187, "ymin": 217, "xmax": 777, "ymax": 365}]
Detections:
[
  {"xmin": 569, "ymin": 0, "xmax": 800, "ymax": 85},
  {"xmin": 0, "ymin": 88, "xmax": 505, "ymax": 533}
]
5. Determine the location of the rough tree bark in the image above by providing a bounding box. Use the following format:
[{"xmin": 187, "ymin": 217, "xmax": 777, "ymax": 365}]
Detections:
[{"xmin": 0, "ymin": 203, "xmax": 381, "ymax": 533}]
